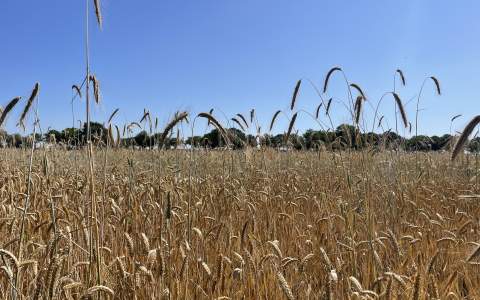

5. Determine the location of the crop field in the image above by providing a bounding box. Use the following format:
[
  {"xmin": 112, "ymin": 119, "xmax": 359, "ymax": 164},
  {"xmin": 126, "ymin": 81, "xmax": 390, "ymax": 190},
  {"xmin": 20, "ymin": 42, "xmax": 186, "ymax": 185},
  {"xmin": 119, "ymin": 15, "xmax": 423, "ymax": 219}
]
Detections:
[
  {"xmin": 1, "ymin": 148, "xmax": 480, "ymax": 299},
  {"xmin": 2, "ymin": 1, "xmax": 479, "ymax": 299}
]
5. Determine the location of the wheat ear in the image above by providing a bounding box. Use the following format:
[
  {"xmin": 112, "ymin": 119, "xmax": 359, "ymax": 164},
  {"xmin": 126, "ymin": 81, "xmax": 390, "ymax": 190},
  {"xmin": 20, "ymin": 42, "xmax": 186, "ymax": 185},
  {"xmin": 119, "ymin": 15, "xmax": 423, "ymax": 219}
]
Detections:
[
  {"xmin": 323, "ymin": 67, "xmax": 342, "ymax": 93},
  {"xmin": 452, "ymin": 115, "xmax": 480, "ymax": 160},
  {"xmin": 290, "ymin": 80, "xmax": 301, "ymax": 110},
  {"xmin": 18, "ymin": 82, "xmax": 40, "ymax": 129},
  {"xmin": 0, "ymin": 97, "xmax": 21, "ymax": 128}
]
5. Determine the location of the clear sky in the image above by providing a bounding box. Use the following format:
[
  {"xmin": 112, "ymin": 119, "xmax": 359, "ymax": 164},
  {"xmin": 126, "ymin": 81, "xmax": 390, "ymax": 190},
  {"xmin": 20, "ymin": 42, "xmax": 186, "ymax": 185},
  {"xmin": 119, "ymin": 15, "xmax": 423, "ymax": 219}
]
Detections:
[{"xmin": 0, "ymin": 1, "xmax": 478, "ymax": 137}]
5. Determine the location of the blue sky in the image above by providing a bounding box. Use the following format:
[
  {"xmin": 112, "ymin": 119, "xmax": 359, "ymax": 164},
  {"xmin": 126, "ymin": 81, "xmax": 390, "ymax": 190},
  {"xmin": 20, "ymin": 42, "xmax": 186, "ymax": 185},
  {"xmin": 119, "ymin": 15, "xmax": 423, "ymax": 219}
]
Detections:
[{"xmin": 0, "ymin": 1, "xmax": 478, "ymax": 136}]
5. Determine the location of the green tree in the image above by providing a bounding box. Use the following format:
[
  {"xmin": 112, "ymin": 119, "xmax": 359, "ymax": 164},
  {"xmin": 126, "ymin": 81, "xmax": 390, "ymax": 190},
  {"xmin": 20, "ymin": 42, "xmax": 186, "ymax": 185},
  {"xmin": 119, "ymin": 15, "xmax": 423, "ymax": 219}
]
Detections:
[
  {"xmin": 46, "ymin": 129, "xmax": 63, "ymax": 143},
  {"xmin": 227, "ymin": 128, "xmax": 246, "ymax": 149},
  {"xmin": 185, "ymin": 136, "xmax": 202, "ymax": 147},
  {"xmin": 468, "ymin": 137, "xmax": 480, "ymax": 153},
  {"xmin": 134, "ymin": 131, "xmax": 150, "ymax": 147},
  {"xmin": 82, "ymin": 122, "xmax": 107, "ymax": 144},
  {"xmin": 406, "ymin": 135, "xmax": 431, "ymax": 151}
]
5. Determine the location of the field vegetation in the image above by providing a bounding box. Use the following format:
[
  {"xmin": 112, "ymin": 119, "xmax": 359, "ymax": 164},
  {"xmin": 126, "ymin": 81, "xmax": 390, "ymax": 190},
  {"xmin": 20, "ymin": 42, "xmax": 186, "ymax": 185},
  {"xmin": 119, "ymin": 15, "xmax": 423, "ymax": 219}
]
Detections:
[
  {"xmin": 2, "ymin": 1, "xmax": 480, "ymax": 299},
  {"xmin": 1, "ymin": 148, "xmax": 480, "ymax": 299}
]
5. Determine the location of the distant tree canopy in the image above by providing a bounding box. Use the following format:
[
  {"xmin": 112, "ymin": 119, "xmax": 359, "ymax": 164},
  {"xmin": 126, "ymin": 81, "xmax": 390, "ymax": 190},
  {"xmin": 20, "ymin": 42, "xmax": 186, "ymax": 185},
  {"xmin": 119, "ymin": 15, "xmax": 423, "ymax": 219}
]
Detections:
[{"xmin": 0, "ymin": 121, "xmax": 470, "ymax": 153}]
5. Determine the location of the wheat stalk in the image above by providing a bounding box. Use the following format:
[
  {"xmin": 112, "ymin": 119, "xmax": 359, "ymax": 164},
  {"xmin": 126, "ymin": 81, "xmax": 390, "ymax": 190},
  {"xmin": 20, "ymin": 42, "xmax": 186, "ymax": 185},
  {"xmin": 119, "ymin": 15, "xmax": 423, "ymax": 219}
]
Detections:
[
  {"xmin": 140, "ymin": 109, "xmax": 150, "ymax": 124},
  {"xmin": 84, "ymin": 285, "xmax": 114, "ymax": 297},
  {"xmin": 197, "ymin": 112, "xmax": 230, "ymax": 146},
  {"xmin": 325, "ymin": 98, "xmax": 333, "ymax": 115},
  {"xmin": 350, "ymin": 83, "xmax": 366, "ymax": 100},
  {"xmin": 396, "ymin": 69, "xmax": 406, "ymax": 86},
  {"xmin": 107, "ymin": 108, "xmax": 119, "ymax": 125},
  {"xmin": 378, "ymin": 115, "xmax": 385, "ymax": 128},
  {"xmin": 415, "ymin": 76, "xmax": 441, "ymax": 136},
  {"xmin": 276, "ymin": 271, "xmax": 294, "ymax": 300},
  {"xmin": 323, "ymin": 67, "xmax": 342, "ymax": 93},
  {"xmin": 451, "ymin": 114, "xmax": 462, "ymax": 122},
  {"xmin": 467, "ymin": 244, "xmax": 480, "ymax": 262},
  {"xmin": 284, "ymin": 113, "xmax": 298, "ymax": 144},
  {"xmin": 72, "ymin": 85, "xmax": 82, "ymax": 98},
  {"xmin": 231, "ymin": 117, "xmax": 246, "ymax": 131},
  {"xmin": 0, "ymin": 97, "xmax": 21, "ymax": 128},
  {"xmin": 160, "ymin": 111, "xmax": 188, "ymax": 146},
  {"xmin": 93, "ymin": 0, "xmax": 103, "ymax": 28},
  {"xmin": 452, "ymin": 116, "xmax": 480, "ymax": 160},
  {"xmin": 430, "ymin": 76, "xmax": 441, "ymax": 95},
  {"xmin": 270, "ymin": 110, "xmax": 282, "ymax": 132},
  {"xmin": 290, "ymin": 80, "xmax": 301, "ymax": 110},
  {"xmin": 236, "ymin": 113, "xmax": 249, "ymax": 128},
  {"xmin": 18, "ymin": 82, "xmax": 40, "ymax": 130},
  {"xmin": 315, "ymin": 103, "xmax": 323, "ymax": 119},
  {"xmin": 354, "ymin": 96, "xmax": 363, "ymax": 125},
  {"xmin": 392, "ymin": 92, "xmax": 408, "ymax": 127},
  {"xmin": 89, "ymin": 74, "xmax": 101, "ymax": 104}
]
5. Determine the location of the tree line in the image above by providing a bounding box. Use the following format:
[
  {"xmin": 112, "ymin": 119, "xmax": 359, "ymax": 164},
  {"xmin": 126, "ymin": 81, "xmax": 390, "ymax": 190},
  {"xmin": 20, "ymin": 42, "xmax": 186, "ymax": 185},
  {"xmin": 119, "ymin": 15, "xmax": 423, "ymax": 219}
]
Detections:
[{"xmin": 2, "ymin": 121, "xmax": 480, "ymax": 153}]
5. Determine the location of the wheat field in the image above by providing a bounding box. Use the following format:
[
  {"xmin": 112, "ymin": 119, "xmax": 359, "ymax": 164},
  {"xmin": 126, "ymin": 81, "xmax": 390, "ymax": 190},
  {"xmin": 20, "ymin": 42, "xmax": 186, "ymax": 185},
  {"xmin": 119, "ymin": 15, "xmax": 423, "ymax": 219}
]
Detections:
[
  {"xmin": 1, "ymin": 147, "xmax": 479, "ymax": 299},
  {"xmin": 2, "ymin": 0, "xmax": 478, "ymax": 299}
]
